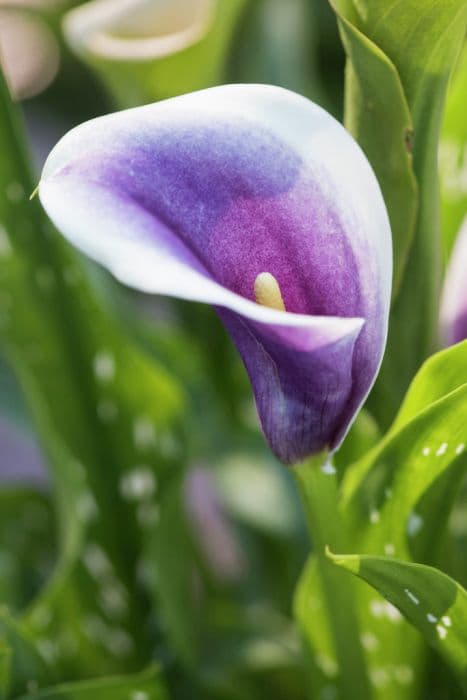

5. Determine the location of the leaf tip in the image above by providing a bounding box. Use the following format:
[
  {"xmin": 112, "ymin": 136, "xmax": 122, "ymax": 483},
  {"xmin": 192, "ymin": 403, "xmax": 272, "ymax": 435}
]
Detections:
[{"xmin": 326, "ymin": 546, "xmax": 360, "ymax": 573}]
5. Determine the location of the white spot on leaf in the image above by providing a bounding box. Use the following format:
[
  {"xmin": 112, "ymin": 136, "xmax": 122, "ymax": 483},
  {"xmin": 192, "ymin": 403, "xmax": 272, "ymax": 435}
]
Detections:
[
  {"xmin": 394, "ymin": 665, "xmax": 414, "ymax": 685},
  {"xmin": 133, "ymin": 416, "xmax": 156, "ymax": 450},
  {"xmin": 83, "ymin": 544, "xmax": 112, "ymax": 578},
  {"xmin": 370, "ymin": 599, "xmax": 402, "ymax": 623},
  {"xmin": 370, "ymin": 667, "xmax": 390, "ymax": 688},
  {"xmin": 36, "ymin": 638, "xmax": 58, "ymax": 663},
  {"xmin": 436, "ymin": 442, "xmax": 448, "ymax": 457},
  {"xmin": 120, "ymin": 467, "xmax": 156, "ymax": 501},
  {"xmin": 105, "ymin": 628, "xmax": 134, "ymax": 657},
  {"xmin": 407, "ymin": 512, "xmax": 423, "ymax": 537},
  {"xmin": 404, "ymin": 588, "xmax": 419, "ymax": 605},
  {"xmin": 436, "ymin": 624, "xmax": 448, "ymax": 640},
  {"xmin": 93, "ymin": 351, "xmax": 115, "ymax": 382},
  {"xmin": 361, "ymin": 631, "xmax": 379, "ymax": 651},
  {"xmin": 99, "ymin": 584, "xmax": 128, "ymax": 618},
  {"xmin": 315, "ymin": 653, "xmax": 338, "ymax": 678}
]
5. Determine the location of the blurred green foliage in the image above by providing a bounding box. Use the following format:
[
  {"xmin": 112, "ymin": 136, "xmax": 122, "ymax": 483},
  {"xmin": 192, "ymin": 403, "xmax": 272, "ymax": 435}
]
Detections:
[{"xmin": 0, "ymin": 1, "xmax": 466, "ymax": 699}]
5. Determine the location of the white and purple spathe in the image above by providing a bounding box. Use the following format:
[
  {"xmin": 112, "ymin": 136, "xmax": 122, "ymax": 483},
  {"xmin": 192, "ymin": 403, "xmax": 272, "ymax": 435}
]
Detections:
[{"xmin": 39, "ymin": 84, "xmax": 392, "ymax": 465}]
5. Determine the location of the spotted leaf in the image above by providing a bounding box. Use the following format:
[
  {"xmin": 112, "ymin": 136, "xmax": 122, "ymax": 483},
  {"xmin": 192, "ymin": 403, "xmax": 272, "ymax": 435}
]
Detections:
[{"xmin": 328, "ymin": 553, "xmax": 467, "ymax": 691}]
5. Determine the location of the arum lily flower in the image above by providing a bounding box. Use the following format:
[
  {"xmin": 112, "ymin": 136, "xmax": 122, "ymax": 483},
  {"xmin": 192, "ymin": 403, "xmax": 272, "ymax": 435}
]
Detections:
[
  {"xmin": 39, "ymin": 85, "xmax": 392, "ymax": 464},
  {"xmin": 441, "ymin": 216, "xmax": 467, "ymax": 346},
  {"xmin": 63, "ymin": 0, "xmax": 246, "ymax": 106},
  {"xmin": 0, "ymin": 6, "xmax": 60, "ymax": 100},
  {"xmin": 64, "ymin": 0, "xmax": 213, "ymax": 61}
]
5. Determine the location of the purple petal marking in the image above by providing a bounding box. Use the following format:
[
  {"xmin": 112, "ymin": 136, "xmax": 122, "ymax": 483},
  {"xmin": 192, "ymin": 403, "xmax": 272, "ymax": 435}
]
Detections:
[
  {"xmin": 40, "ymin": 86, "xmax": 391, "ymax": 464},
  {"xmin": 219, "ymin": 309, "xmax": 363, "ymax": 464}
]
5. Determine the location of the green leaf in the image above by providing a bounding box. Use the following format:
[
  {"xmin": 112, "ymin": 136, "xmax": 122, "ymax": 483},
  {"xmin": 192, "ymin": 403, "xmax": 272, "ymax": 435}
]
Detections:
[
  {"xmin": 63, "ymin": 0, "xmax": 247, "ymax": 107},
  {"xmin": 0, "ymin": 607, "xmax": 57, "ymax": 700},
  {"xmin": 0, "ymin": 639, "xmax": 10, "ymax": 698},
  {"xmin": 15, "ymin": 665, "xmax": 168, "ymax": 700},
  {"xmin": 343, "ymin": 349, "xmax": 467, "ymax": 561},
  {"xmin": 329, "ymin": 553, "xmax": 467, "ymax": 690},
  {"xmin": 392, "ymin": 340, "xmax": 467, "ymax": 430},
  {"xmin": 0, "ymin": 489, "xmax": 55, "ymax": 614},
  {"xmin": 342, "ymin": 341, "xmax": 467, "ymax": 509},
  {"xmin": 334, "ymin": 8, "xmax": 417, "ymax": 297},
  {"xmin": 331, "ymin": 0, "xmax": 467, "ymax": 425},
  {"xmin": 147, "ymin": 472, "xmax": 200, "ymax": 668},
  {"xmin": 440, "ymin": 43, "xmax": 467, "ymax": 257}
]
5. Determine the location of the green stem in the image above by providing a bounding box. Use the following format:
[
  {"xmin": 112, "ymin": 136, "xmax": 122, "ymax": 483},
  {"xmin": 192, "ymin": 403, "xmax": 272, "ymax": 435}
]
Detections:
[{"xmin": 294, "ymin": 454, "xmax": 371, "ymax": 700}]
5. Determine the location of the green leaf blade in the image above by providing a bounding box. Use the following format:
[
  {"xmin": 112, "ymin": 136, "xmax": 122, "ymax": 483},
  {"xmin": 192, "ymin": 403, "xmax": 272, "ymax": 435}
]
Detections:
[
  {"xmin": 15, "ymin": 665, "xmax": 168, "ymax": 700},
  {"xmin": 336, "ymin": 10, "xmax": 418, "ymax": 297},
  {"xmin": 441, "ymin": 43, "xmax": 467, "ymax": 256},
  {"xmin": 329, "ymin": 553, "xmax": 467, "ymax": 688}
]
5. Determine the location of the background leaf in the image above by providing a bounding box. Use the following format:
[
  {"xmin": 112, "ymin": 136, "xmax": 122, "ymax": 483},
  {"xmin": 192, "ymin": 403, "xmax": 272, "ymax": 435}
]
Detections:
[
  {"xmin": 440, "ymin": 43, "xmax": 467, "ymax": 258},
  {"xmin": 335, "ymin": 9, "xmax": 417, "ymax": 298},
  {"xmin": 0, "ymin": 65, "xmax": 187, "ymax": 692},
  {"xmin": 16, "ymin": 665, "xmax": 168, "ymax": 700},
  {"xmin": 0, "ymin": 488, "xmax": 54, "ymax": 614}
]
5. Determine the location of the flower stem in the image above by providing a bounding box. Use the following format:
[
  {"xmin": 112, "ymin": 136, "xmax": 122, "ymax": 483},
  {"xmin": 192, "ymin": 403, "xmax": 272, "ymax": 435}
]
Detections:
[{"xmin": 293, "ymin": 454, "xmax": 371, "ymax": 700}]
